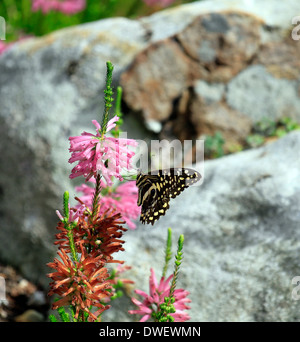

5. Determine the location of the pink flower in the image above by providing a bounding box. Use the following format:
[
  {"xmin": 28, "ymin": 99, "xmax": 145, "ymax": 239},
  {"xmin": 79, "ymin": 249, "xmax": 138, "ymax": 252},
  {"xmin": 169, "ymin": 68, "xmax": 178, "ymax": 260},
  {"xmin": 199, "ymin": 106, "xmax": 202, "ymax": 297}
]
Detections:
[
  {"xmin": 58, "ymin": 0, "xmax": 86, "ymax": 14},
  {"xmin": 129, "ymin": 268, "xmax": 191, "ymax": 322},
  {"xmin": 76, "ymin": 178, "xmax": 140, "ymax": 229},
  {"xmin": 69, "ymin": 116, "xmax": 137, "ymax": 186},
  {"xmin": 55, "ymin": 202, "xmax": 86, "ymax": 223},
  {"xmin": 31, "ymin": 0, "xmax": 86, "ymax": 15},
  {"xmin": 143, "ymin": 0, "xmax": 175, "ymax": 8}
]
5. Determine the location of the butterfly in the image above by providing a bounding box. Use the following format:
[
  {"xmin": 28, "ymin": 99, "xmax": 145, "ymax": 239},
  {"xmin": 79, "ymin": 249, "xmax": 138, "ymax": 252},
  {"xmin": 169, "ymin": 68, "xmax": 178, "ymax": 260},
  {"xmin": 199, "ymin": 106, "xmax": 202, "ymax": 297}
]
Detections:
[{"xmin": 136, "ymin": 168, "xmax": 201, "ymax": 225}]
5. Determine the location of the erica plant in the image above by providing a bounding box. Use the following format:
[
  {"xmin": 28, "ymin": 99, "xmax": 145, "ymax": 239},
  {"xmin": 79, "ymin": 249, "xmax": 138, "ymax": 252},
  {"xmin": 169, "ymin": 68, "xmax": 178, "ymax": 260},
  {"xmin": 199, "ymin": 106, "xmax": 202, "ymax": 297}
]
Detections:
[
  {"xmin": 47, "ymin": 61, "xmax": 191, "ymax": 322},
  {"xmin": 129, "ymin": 228, "xmax": 191, "ymax": 322},
  {"xmin": 47, "ymin": 61, "xmax": 138, "ymax": 322}
]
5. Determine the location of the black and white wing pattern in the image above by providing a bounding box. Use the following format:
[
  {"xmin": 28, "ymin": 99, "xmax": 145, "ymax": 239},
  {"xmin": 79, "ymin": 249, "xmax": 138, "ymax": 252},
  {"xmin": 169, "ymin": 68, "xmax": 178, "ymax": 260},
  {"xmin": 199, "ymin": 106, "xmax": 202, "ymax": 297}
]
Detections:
[{"xmin": 136, "ymin": 168, "xmax": 201, "ymax": 225}]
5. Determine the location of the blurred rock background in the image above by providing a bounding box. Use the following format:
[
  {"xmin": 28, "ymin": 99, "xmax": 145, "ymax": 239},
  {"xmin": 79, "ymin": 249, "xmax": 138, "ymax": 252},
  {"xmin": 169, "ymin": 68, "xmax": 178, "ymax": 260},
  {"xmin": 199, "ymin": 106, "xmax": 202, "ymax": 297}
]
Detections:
[{"xmin": 0, "ymin": 0, "xmax": 300, "ymax": 321}]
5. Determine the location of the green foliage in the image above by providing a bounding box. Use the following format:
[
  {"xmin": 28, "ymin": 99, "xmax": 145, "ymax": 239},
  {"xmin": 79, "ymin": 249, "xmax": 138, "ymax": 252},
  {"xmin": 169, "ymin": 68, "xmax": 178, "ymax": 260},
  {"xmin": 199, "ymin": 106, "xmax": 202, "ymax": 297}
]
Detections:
[
  {"xmin": 57, "ymin": 306, "xmax": 71, "ymax": 322},
  {"xmin": 48, "ymin": 314, "xmax": 58, "ymax": 322},
  {"xmin": 169, "ymin": 234, "xmax": 184, "ymax": 299},
  {"xmin": 246, "ymin": 134, "xmax": 265, "ymax": 148},
  {"xmin": 204, "ymin": 117, "xmax": 300, "ymax": 156},
  {"xmin": 279, "ymin": 117, "xmax": 300, "ymax": 133},
  {"xmin": 252, "ymin": 117, "xmax": 277, "ymax": 136},
  {"xmin": 61, "ymin": 191, "xmax": 79, "ymax": 262},
  {"xmin": 107, "ymin": 269, "xmax": 125, "ymax": 301},
  {"xmin": 154, "ymin": 230, "xmax": 185, "ymax": 322},
  {"xmin": 162, "ymin": 228, "xmax": 173, "ymax": 278},
  {"xmin": 111, "ymin": 86, "xmax": 124, "ymax": 138},
  {"xmin": 1, "ymin": 0, "xmax": 198, "ymax": 42},
  {"xmin": 101, "ymin": 61, "xmax": 114, "ymax": 136},
  {"xmin": 63, "ymin": 191, "xmax": 70, "ymax": 220},
  {"xmin": 49, "ymin": 302, "xmax": 71, "ymax": 322},
  {"xmin": 204, "ymin": 131, "xmax": 225, "ymax": 159},
  {"xmin": 155, "ymin": 297, "xmax": 176, "ymax": 322},
  {"xmin": 246, "ymin": 117, "xmax": 300, "ymax": 148}
]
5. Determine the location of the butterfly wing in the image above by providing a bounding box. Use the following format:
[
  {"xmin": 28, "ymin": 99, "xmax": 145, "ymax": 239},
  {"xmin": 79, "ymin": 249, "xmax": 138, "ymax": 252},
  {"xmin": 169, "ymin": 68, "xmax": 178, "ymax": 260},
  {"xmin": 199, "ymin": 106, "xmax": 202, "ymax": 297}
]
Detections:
[
  {"xmin": 160, "ymin": 168, "xmax": 200, "ymax": 199},
  {"xmin": 140, "ymin": 198, "xmax": 170, "ymax": 225},
  {"xmin": 136, "ymin": 168, "xmax": 201, "ymax": 225}
]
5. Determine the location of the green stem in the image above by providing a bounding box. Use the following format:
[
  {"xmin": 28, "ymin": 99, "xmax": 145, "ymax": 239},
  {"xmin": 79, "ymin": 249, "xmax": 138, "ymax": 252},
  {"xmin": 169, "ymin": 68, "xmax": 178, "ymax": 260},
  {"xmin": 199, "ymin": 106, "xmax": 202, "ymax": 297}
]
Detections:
[
  {"xmin": 1, "ymin": 0, "xmax": 8, "ymax": 23},
  {"xmin": 63, "ymin": 191, "xmax": 70, "ymax": 221},
  {"xmin": 115, "ymin": 86, "xmax": 122, "ymax": 117},
  {"xmin": 101, "ymin": 61, "xmax": 114, "ymax": 136},
  {"xmin": 62, "ymin": 191, "xmax": 78, "ymax": 262},
  {"xmin": 162, "ymin": 228, "xmax": 172, "ymax": 278},
  {"xmin": 126, "ymin": 0, "xmax": 142, "ymax": 18},
  {"xmin": 66, "ymin": 223, "xmax": 78, "ymax": 263},
  {"xmin": 155, "ymin": 234, "xmax": 184, "ymax": 322},
  {"xmin": 91, "ymin": 174, "xmax": 102, "ymax": 220},
  {"xmin": 169, "ymin": 234, "xmax": 184, "ymax": 298},
  {"xmin": 111, "ymin": 86, "xmax": 124, "ymax": 138}
]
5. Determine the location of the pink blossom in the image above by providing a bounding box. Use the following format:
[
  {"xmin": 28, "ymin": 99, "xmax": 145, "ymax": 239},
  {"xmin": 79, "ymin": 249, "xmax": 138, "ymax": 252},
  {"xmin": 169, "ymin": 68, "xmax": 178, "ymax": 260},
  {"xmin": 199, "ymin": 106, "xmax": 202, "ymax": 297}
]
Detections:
[
  {"xmin": 69, "ymin": 116, "xmax": 137, "ymax": 186},
  {"xmin": 76, "ymin": 178, "xmax": 140, "ymax": 229},
  {"xmin": 143, "ymin": 0, "xmax": 175, "ymax": 8},
  {"xmin": 55, "ymin": 202, "xmax": 86, "ymax": 223},
  {"xmin": 129, "ymin": 268, "xmax": 191, "ymax": 322},
  {"xmin": 31, "ymin": 0, "xmax": 86, "ymax": 15}
]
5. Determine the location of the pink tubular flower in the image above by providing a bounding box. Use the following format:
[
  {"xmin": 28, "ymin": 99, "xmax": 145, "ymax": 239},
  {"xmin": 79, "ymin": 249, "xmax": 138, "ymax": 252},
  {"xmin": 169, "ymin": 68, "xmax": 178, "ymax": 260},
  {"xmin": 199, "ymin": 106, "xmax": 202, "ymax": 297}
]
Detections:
[
  {"xmin": 129, "ymin": 268, "xmax": 191, "ymax": 322},
  {"xmin": 69, "ymin": 116, "xmax": 137, "ymax": 186},
  {"xmin": 76, "ymin": 178, "xmax": 140, "ymax": 229},
  {"xmin": 31, "ymin": 0, "xmax": 86, "ymax": 15},
  {"xmin": 47, "ymin": 243, "xmax": 112, "ymax": 321}
]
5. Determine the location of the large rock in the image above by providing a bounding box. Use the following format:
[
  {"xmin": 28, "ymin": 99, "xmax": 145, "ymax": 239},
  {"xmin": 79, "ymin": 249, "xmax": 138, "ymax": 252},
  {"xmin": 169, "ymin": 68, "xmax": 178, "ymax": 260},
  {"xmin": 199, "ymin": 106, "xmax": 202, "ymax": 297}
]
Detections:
[
  {"xmin": 106, "ymin": 131, "xmax": 300, "ymax": 322},
  {"xmin": 121, "ymin": 0, "xmax": 300, "ymax": 151}
]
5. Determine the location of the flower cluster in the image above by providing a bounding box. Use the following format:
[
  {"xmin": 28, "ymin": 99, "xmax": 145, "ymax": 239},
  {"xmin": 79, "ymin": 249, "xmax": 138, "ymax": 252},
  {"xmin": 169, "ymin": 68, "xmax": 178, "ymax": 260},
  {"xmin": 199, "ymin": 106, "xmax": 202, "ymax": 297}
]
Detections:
[
  {"xmin": 76, "ymin": 179, "xmax": 140, "ymax": 229},
  {"xmin": 48, "ymin": 190, "xmax": 128, "ymax": 321},
  {"xmin": 54, "ymin": 200, "xmax": 127, "ymax": 263},
  {"xmin": 69, "ymin": 116, "xmax": 137, "ymax": 186},
  {"xmin": 129, "ymin": 268, "xmax": 191, "ymax": 322},
  {"xmin": 31, "ymin": 0, "xmax": 86, "ymax": 14},
  {"xmin": 48, "ymin": 243, "xmax": 111, "ymax": 321}
]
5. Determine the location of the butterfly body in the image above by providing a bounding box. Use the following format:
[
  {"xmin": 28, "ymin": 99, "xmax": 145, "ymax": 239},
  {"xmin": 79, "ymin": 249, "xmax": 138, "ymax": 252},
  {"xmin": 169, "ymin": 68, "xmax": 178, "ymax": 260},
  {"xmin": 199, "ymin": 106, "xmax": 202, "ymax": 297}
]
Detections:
[{"xmin": 136, "ymin": 168, "xmax": 201, "ymax": 225}]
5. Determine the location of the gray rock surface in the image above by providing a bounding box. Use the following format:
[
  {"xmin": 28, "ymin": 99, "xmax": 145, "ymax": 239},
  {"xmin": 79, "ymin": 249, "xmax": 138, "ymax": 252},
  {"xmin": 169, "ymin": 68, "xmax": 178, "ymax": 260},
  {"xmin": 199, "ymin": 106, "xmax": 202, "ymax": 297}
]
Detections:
[{"xmin": 226, "ymin": 65, "xmax": 300, "ymax": 123}]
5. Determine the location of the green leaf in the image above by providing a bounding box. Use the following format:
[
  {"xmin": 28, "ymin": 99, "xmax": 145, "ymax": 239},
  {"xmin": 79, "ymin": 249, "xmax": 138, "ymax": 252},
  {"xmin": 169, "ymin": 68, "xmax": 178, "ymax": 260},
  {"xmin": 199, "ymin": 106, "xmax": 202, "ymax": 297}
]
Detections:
[{"xmin": 49, "ymin": 314, "xmax": 58, "ymax": 322}]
